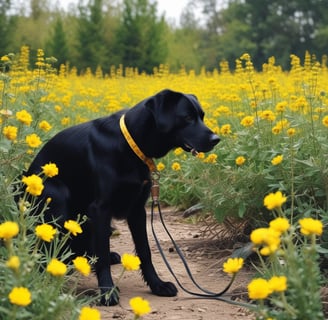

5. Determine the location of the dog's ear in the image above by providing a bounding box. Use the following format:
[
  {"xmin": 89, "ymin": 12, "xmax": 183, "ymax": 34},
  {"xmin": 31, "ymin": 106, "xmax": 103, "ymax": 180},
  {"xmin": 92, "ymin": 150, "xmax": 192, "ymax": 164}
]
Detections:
[{"xmin": 145, "ymin": 89, "xmax": 183, "ymax": 132}]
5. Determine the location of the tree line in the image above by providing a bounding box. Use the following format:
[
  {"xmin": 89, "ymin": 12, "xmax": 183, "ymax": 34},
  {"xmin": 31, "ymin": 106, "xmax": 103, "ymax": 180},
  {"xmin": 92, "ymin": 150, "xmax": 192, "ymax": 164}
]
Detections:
[{"xmin": 1, "ymin": 0, "xmax": 328, "ymax": 74}]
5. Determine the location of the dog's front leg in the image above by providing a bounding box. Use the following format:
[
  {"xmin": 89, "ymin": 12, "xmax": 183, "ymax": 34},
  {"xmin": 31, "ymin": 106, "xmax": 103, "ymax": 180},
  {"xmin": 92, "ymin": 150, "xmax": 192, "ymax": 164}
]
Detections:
[
  {"xmin": 127, "ymin": 207, "xmax": 178, "ymax": 297},
  {"xmin": 90, "ymin": 202, "xmax": 119, "ymax": 306}
]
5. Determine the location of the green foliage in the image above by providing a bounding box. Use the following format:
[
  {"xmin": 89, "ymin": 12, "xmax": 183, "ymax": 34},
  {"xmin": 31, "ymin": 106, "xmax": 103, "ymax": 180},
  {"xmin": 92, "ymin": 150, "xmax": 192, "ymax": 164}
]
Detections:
[
  {"xmin": 45, "ymin": 17, "xmax": 70, "ymax": 67},
  {"xmin": 75, "ymin": 0, "xmax": 108, "ymax": 73},
  {"xmin": 0, "ymin": 51, "xmax": 99, "ymax": 319},
  {"xmin": 114, "ymin": 0, "xmax": 168, "ymax": 73}
]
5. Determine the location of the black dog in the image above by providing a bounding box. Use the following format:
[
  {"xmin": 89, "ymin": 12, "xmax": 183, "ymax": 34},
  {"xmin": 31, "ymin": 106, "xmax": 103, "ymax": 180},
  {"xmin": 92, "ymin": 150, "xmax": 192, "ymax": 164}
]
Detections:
[{"xmin": 22, "ymin": 89, "xmax": 220, "ymax": 305}]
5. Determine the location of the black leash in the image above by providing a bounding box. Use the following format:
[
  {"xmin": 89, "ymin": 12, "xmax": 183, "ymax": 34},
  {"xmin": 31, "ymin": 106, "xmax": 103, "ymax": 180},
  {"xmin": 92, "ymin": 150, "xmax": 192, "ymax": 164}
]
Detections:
[{"xmin": 150, "ymin": 198, "xmax": 245, "ymax": 305}]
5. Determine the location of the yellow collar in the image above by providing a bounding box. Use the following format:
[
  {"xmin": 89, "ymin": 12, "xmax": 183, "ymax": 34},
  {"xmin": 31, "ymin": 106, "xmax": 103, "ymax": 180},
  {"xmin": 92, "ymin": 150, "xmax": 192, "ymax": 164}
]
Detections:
[{"xmin": 119, "ymin": 114, "xmax": 157, "ymax": 172}]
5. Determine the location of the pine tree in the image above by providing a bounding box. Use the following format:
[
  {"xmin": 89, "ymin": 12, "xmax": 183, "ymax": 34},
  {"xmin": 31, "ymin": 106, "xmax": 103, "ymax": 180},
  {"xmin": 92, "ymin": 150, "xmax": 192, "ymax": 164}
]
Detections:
[
  {"xmin": 46, "ymin": 17, "xmax": 70, "ymax": 68},
  {"xmin": 114, "ymin": 0, "xmax": 168, "ymax": 73}
]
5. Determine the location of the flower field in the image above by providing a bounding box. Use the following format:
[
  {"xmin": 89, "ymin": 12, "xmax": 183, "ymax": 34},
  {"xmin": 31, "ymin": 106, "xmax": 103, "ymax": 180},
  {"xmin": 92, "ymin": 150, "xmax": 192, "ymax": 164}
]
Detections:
[{"xmin": 1, "ymin": 47, "xmax": 328, "ymax": 318}]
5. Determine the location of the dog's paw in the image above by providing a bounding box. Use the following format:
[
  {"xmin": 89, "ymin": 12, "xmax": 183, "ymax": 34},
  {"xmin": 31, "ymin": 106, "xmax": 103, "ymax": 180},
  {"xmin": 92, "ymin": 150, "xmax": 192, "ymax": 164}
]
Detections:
[
  {"xmin": 99, "ymin": 287, "xmax": 120, "ymax": 306},
  {"xmin": 109, "ymin": 252, "xmax": 121, "ymax": 265},
  {"xmin": 150, "ymin": 281, "xmax": 178, "ymax": 297}
]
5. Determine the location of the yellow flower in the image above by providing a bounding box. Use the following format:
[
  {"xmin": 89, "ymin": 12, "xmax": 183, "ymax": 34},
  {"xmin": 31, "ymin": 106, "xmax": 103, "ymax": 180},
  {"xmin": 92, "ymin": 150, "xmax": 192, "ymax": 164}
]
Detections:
[
  {"xmin": 196, "ymin": 152, "xmax": 205, "ymax": 159},
  {"xmin": 79, "ymin": 306, "xmax": 101, "ymax": 320},
  {"xmin": 203, "ymin": 153, "xmax": 218, "ymax": 164},
  {"xmin": 64, "ymin": 220, "xmax": 83, "ymax": 236},
  {"xmin": 35, "ymin": 224, "xmax": 57, "ymax": 242},
  {"xmin": 39, "ymin": 120, "xmax": 52, "ymax": 131},
  {"xmin": 25, "ymin": 133, "xmax": 42, "ymax": 148},
  {"xmin": 263, "ymin": 191, "xmax": 287, "ymax": 210},
  {"xmin": 240, "ymin": 116, "xmax": 254, "ymax": 127},
  {"xmin": 223, "ymin": 257, "xmax": 244, "ymax": 275},
  {"xmin": 61, "ymin": 117, "xmax": 70, "ymax": 126},
  {"xmin": 220, "ymin": 124, "xmax": 232, "ymax": 135},
  {"xmin": 3, "ymin": 125, "xmax": 18, "ymax": 141},
  {"xmin": 0, "ymin": 221, "xmax": 19, "ymax": 240},
  {"xmin": 129, "ymin": 296, "xmax": 151, "ymax": 317},
  {"xmin": 42, "ymin": 163, "xmax": 59, "ymax": 177},
  {"xmin": 73, "ymin": 256, "xmax": 91, "ymax": 276},
  {"xmin": 121, "ymin": 253, "xmax": 141, "ymax": 271},
  {"xmin": 260, "ymin": 110, "xmax": 276, "ymax": 122},
  {"xmin": 275, "ymin": 101, "xmax": 288, "ymax": 113},
  {"xmin": 8, "ymin": 287, "xmax": 32, "ymax": 306},
  {"xmin": 322, "ymin": 115, "xmax": 328, "ymax": 128},
  {"xmin": 235, "ymin": 156, "xmax": 246, "ymax": 166},
  {"xmin": 269, "ymin": 217, "xmax": 290, "ymax": 233},
  {"xmin": 250, "ymin": 227, "xmax": 281, "ymax": 256},
  {"xmin": 171, "ymin": 162, "xmax": 181, "ymax": 171},
  {"xmin": 1, "ymin": 55, "xmax": 10, "ymax": 62},
  {"xmin": 272, "ymin": 126, "xmax": 281, "ymax": 135},
  {"xmin": 157, "ymin": 162, "xmax": 165, "ymax": 171},
  {"xmin": 47, "ymin": 258, "xmax": 67, "ymax": 276},
  {"xmin": 16, "ymin": 110, "xmax": 32, "ymax": 126},
  {"xmin": 271, "ymin": 155, "xmax": 283, "ymax": 165},
  {"xmin": 268, "ymin": 276, "xmax": 287, "ymax": 293},
  {"xmin": 287, "ymin": 128, "xmax": 296, "ymax": 136},
  {"xmin": 6, "ymin": 256, "xmax": 20, "ymax": 271},
  {"xmin": 22, "ymin": 174, "xmax": 44, "ymax": 196},
  {"xmin": 248, "ymin": 278, "xmax": 271, "ymax": 300},
  {"xmin": 174, "ymin": 147, "xmax": 184, "ymax": 156},
  {"xmin": 299, "ymin": 218, "xmax": 323, "ymax": 236}
]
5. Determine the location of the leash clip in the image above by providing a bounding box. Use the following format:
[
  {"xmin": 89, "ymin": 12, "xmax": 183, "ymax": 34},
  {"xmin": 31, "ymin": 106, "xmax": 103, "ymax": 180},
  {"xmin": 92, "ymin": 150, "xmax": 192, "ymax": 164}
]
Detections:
[{"xmin": 151, "ymin": 171, "xmax": 160, "ymax": 205}]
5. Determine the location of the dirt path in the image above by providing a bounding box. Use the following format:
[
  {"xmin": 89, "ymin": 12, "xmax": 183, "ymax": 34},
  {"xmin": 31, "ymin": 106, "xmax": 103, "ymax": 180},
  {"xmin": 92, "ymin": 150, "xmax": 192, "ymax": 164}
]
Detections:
[{"xmin": 80, "ymin": 208, "xmax": 254, "ymax": 320}]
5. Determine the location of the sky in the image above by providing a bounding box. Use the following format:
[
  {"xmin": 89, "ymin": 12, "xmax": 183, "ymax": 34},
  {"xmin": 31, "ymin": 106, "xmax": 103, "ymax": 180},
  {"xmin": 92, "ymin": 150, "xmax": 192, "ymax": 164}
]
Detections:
[{"xmin": 59, "ymin": 0, "xmax": 192, "ymax": 24}]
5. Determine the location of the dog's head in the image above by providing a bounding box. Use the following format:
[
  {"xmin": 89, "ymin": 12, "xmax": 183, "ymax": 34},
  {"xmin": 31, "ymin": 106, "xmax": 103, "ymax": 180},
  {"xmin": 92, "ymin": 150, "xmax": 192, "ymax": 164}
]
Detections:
[{"xmin": 146, "ymin": 89, "xmax": 220, "ymax": 157}]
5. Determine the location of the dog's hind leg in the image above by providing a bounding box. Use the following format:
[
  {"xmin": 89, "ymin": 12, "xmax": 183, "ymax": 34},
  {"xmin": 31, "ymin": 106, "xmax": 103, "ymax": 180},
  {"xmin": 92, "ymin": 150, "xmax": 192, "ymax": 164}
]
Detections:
[
  {"xmin": 127, "ymin": 207, "xmax": 178, "ymax": 297},
  {"xmin": 87, "ymin": 202, "xmax": 119, "ymax": 306}
]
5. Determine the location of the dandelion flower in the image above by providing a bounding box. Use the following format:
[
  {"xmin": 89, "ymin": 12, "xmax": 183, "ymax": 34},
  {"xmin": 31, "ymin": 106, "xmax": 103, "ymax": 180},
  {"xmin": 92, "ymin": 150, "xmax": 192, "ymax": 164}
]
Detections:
[
  {"xmin": 171, "ymin": 162, "xmax": 181, "ymax": 171},
  {"xmin": 269, "ymin": 217, "xmax": 290, "ymax": 233},
  {"xmin": 235, "ymin": 156, "xmax": 246, "ymax": 166},
  {"xmin": 223, "ymin": 257, "xmax": 244, "ymax": 275},
  {"xmin": 121, "ymin": 253, "xmax": 141, "ymax": 271},
  {"xmin": 6, "ymin": 256, "xmax": 20, "ymax": 271},
  {"xmin": 22, "ymin": 174, "xmax": 44, "ymax": 196},
  {"xmin": 322, "ymin": 115, "xmax": 328, "ymax": 128},
  {"xmin": 39, "ymin": 120, "xmax": 52, "ymax": 131},
  {"xmin": 287, "ymin": 128, "xmax": 296, "ymax": 136},
  {"xmin": 79, "ymin": 306, "xmax": 101, "ymax": 320},
  {"xmin": 35, "ymin": 224, "xmax": 57, "ymax": 242},
  {"xmin": 129, "ymin": 296, "xmax": 151, "ymax": 317},
  {"xmin": 73, "ymin": 256, "xmax": 91, "ymax": 276},
  {"xmin": 0, "ymin": 221, "xmax": 19, "ymax": 240},
  {"xmin": 16, "ymin": 110, "xmax": 32, "ymax": 126},
  {"xmin": 268, "ymin": 276, "xmax": 287, "ymax": 293},
  {"xmin": 47, "ymin": 258, "xmax": 67, "ymax": 276},
  {"xmin": 250, "ymin": 227, "xmax": 281, "ymax": 256},
  {"xmin": 25, "ymin": 133, "xmax": 42, "ymax": 148},
  {"xmin": 9, "ymin": 287, "xmax": 32, "ymax": 306},
  {"xmin": 204, "ymin": 153, "xmax": 217, "ymax": 164},
  {"xmin": 299, "ymin": 218, "xmax": 323, "ymax": 236},
  {"xmin": 220, "ymin": 124, "xmax": 232, "ymax": 135},
  {"xmin": 240, "ymin": 116, "xmax": 254, "ymax": 127},
  {"xmin": 157, "ymin": 162, "xmax": 165, "ymax": 171},
  {"xmin": 174, "ymin": 147, "xmax": 184, "ymax": 156},
  {"xmin": 271, "ymin": 155, "xmax": 283, "ymax": 165},
  {"xmin": 248, "ymin": 278, "xmax": 271, "ymax": 300},
  {"xmin": 3, "ymin": 125, "xmax": 18, "ymax": 141},
  {"xmin": 64, "ymin": 220, "xmax": 82, "ymax": 236},
  {"xmin": 41, "ymin": 163, "xmax": 59, "ymax": 177},
  {"xmin": 263, "ymin": 191, "xmax": 287, "ymax": 210}
]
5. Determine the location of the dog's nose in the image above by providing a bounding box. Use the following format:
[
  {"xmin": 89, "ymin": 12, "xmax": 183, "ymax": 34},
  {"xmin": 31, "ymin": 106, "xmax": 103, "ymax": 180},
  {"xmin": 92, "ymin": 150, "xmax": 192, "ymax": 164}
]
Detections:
[{"xmin": 210, "ymin": 134, "xmax": 220, "ymax": 146}]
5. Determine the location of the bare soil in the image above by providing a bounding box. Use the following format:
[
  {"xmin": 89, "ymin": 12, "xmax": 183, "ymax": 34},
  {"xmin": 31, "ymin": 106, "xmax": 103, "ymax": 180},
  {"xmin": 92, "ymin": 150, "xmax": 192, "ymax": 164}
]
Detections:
[{"xmin": 79, "ymin": 207, "xmax": 254, "ymax": 320}]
